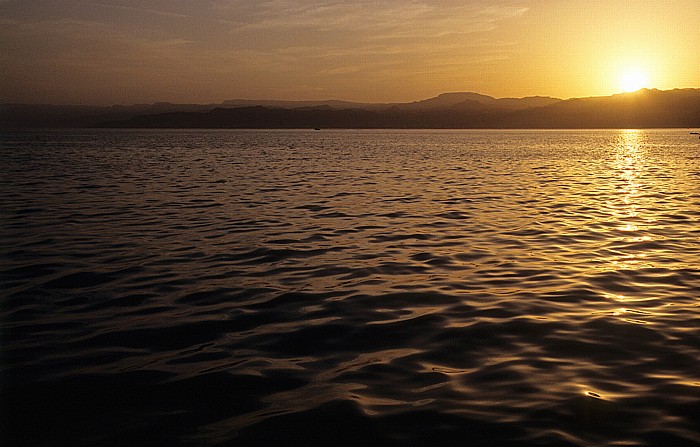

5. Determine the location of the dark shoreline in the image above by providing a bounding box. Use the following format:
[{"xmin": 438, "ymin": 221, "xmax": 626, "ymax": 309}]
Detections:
[{"xmin": 3, "ymin": 88, "xmax": 700, "ymax": 129}]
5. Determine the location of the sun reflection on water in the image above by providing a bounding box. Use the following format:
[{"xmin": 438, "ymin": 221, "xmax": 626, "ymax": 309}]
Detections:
[
  {"xmin": 4, "ymin": 130, "xmax": 700, "ymax": 446},
  {"xmin": 613, "ymin": 130, "xmax": 644, "ymax": 224},
  {"xmin": 602, "ymin": 130, "xmax": 661, "ymax": 322}
]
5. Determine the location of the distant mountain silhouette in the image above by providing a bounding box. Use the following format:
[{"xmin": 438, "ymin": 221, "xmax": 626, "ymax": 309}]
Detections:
[
  {"xmin": 221, "ymin": 93, "xmax": 561, "ymax": 112},
  {"xmin": 2, "ymin": 89, "xmax": 699, "ymax": 129},
  {"xmin": 99, "ymin": 106, "xmax": 390, "ymax": 129},
  {"xmin": 221, "ymin": 99, "xmax": 379, "ymax": 110},
  {"xmin": 501, "ymin": 88, "xmax": 700, "ymax": 128},
  {"xmin": 0, "ymin": 102, "xmax": 220, "ymax": 128},
  {"xmin": 401, "ymin": 92, "xmax": 561, "ymax": 111}
]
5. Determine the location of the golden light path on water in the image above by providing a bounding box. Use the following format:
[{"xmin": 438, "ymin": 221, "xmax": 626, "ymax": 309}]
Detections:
[
  {"xmin": 1, "ymin": 129, "xmax": 699, "ymax": 446},
  {"xmin": 202, "ymin": 129, "xmax": 699, "ymax": 444}
]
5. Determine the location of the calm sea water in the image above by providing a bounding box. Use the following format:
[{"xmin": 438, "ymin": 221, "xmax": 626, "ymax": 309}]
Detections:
[{"xmin": 1, "ymin": 129, "xmax": 699, "ymax": 446}]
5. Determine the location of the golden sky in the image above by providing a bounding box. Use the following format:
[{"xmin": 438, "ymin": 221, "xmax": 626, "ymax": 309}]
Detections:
[{"xmin": 1, "ymin": 0, "xmax": 698, "ymax": 105}]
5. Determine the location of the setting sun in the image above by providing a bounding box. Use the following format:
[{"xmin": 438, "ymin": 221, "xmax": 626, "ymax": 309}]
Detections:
[{"xmin": 619, "ymin": 69, "xmax": 649, "ymax": 92}]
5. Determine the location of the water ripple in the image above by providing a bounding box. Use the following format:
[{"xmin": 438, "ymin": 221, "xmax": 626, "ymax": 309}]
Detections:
[{"xmin": 1, "ymin": 129, "xmax": 699, "ymax": 446}]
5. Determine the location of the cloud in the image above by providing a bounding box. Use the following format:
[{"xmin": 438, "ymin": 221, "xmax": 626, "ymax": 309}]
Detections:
[
  {"xmin": 214, "ymin": 1, "xmax": 528, "ymax": 72},
  {"xmin": 226, "ymin": 1, "xmax": 527, "ymax": 36},
  {"xmin": 0, "ymin": 0, "xmax": 530, "ymax": 103},
  {"xmin": 1, "ymin": 1, "xmax": 528, "ymax": 58}
]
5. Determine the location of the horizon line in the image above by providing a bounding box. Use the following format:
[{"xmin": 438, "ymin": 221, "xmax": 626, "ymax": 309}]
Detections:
[{"xmin": 3, "ymin": 87, "xmax": 700, "ymax": 108}]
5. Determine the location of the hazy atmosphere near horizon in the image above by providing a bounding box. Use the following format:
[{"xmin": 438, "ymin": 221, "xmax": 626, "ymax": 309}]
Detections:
[{"xmin": 1, "ymin": 0, "xmax": 699, "ymax": 105}]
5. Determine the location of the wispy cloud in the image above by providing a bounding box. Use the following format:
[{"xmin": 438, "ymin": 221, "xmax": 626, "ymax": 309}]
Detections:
[
  {"xmin": 227, "ymin": 1, "xmax": 527, "ymax": 36},
  {"xmin": 0, "ymin": 0, "xmax": 530, "ymax": 103}
]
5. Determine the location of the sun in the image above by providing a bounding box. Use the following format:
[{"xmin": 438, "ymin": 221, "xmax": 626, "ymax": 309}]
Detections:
[{"xmin": 619, "ymin": 69, "xmax": 649, "ymax": 92}]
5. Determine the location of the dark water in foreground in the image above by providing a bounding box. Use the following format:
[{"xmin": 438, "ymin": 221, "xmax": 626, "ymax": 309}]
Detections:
[{"xmin": 1, "ymin": 129, "xmax": 700, "ymax": 446}]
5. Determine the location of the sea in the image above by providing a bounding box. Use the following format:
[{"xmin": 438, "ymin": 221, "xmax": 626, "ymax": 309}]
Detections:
[{"xmin": 1, "ymin": 129, "xmax": 699, "ymax": 446}]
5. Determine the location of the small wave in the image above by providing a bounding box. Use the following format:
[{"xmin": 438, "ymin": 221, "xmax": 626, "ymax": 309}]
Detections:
[{"xmin": 2, "ymin": 129, "xmax": 699, "ymax": 447}]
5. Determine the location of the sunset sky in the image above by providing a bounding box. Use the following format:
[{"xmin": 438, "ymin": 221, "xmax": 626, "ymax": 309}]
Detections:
[{"xmin": 1, "ymin": 0, "xmax": 698, "ymax": 105}]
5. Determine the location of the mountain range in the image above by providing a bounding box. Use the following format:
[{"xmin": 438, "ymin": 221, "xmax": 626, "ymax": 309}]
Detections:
[{"xmin": 2, "ymin": 89, "xmax": 699, "ymax": 129}]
